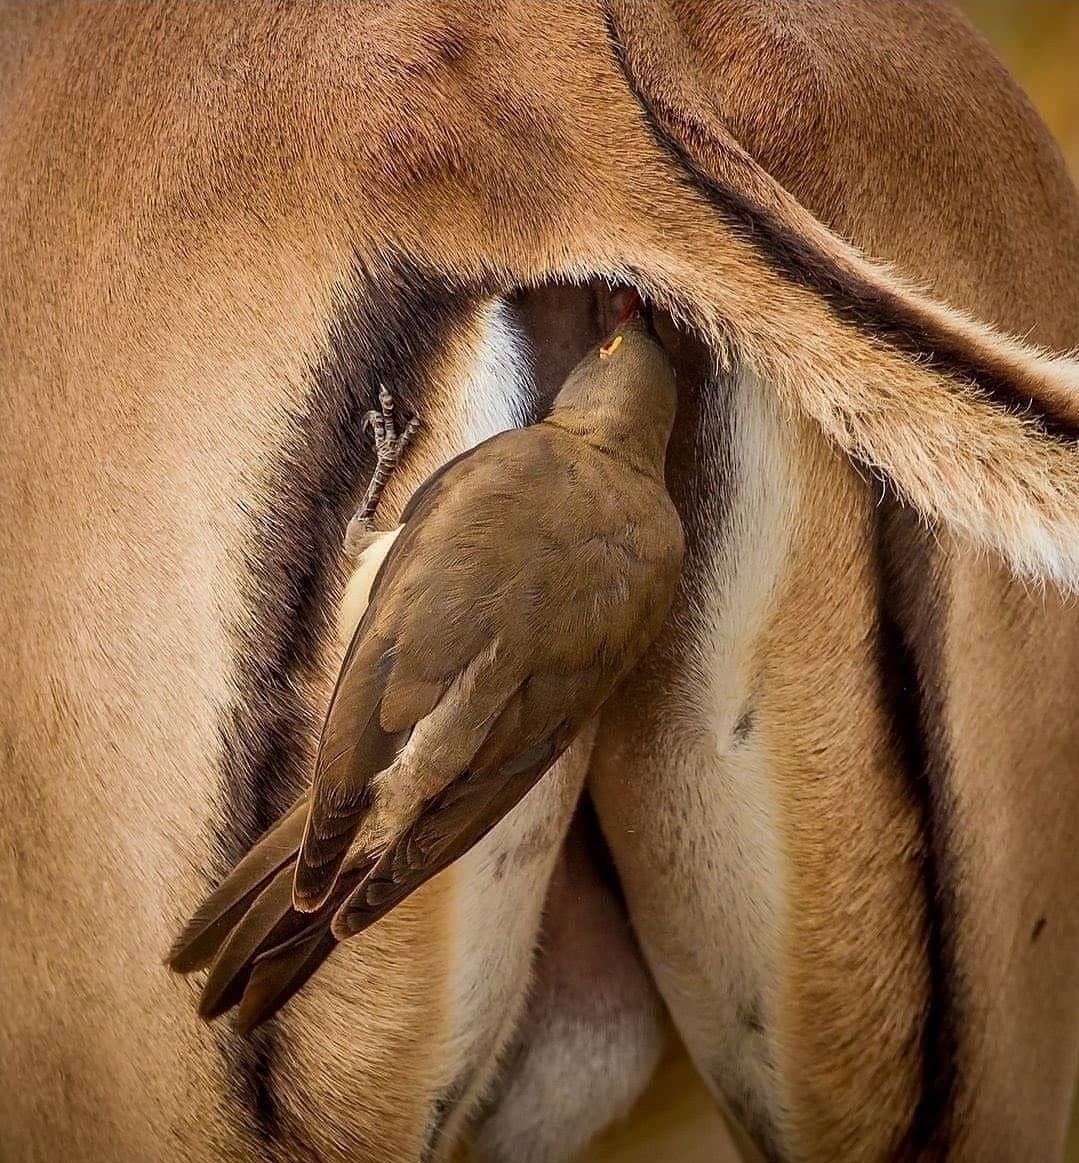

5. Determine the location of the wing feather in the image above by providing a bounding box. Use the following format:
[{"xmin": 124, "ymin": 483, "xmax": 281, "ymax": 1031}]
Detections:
[
  {"xmin": 293, "ymin": 688, "xmax": 408, "ymax": 910},
  {"xmin": 331, "ymin": 736, "xmax": 565, "ymax": 939},
  {"xmin": 293, "ymin": 442, "xmax": 542, "ymax": 910}
]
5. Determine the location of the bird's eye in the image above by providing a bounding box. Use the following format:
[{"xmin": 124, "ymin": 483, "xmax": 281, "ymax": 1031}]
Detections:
[{"xmin": 598, "ymin": 335, "xmax": 623, "ymax": 360}]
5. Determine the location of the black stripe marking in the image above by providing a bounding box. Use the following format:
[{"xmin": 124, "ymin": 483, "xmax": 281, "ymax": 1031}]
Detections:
[
  {"xmin": 875, "ymin": 500, "xmax": 959, "ymax": 1159},
  {"xmin": 605, "ymin": 10, "xmax": 968, "ymax": 1143},
  {"xmin": 602, "ymin": 6, "xmax": 1079, "ymax": 444},
  {"xmin": 214, "ymin": 255, "xmax": 483, "ymax": 1155},
  {"xmin": 419, "ymin": 1075, "xmax": 471, "ymax": 1163}
]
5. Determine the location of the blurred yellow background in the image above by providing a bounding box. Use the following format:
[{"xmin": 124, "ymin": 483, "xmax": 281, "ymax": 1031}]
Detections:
[
  {"xmin": 964, "ymin": 0, "xmax": 1079, "ymax": 177},
  {"xmin": 468, "ymin": 5, "xmax": 1079, "ymax": 1161}
]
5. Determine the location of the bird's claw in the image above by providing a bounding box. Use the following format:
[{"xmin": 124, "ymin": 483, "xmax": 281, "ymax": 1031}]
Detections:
[
  {"xmin": 347, "ymin": 386, "xmax": 420, "ymax": 553},
  {"xmin": 362, "ymin": 385, "xmax": 397, "ymax": 446},
  {"xmin": 362, "ymin": 385, "xmax": 419, "ymax": 464}
]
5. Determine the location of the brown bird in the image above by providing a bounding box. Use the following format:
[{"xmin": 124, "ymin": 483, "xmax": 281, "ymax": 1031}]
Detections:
[{"xmin": 168, "ymin": 314, "xmax": 684, "ymax": 1031}]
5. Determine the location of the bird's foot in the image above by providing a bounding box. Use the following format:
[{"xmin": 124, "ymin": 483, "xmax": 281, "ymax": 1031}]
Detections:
[
  {"xmin": 363, "ymin": 385, "xmax": 420, "ymax": 466},
  {"xmin": 344, "ymin": 386, "xmax": 420, "ymax": 556}
]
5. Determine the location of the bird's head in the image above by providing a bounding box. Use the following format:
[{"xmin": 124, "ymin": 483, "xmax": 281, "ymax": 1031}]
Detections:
[{"xmin": 548, "ymin": 309, "xmax": 679, "ymax": 478}]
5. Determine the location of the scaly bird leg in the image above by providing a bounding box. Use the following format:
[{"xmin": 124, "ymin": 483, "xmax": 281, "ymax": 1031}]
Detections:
[{"xmin": 344, "ymin": 385, "xmax": 420, "ymax": 558}]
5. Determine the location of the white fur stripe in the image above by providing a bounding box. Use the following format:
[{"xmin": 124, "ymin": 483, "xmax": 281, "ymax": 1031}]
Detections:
[{"xmin": 454, "ymin": 298, "xmax": 531, "ymax": 447}]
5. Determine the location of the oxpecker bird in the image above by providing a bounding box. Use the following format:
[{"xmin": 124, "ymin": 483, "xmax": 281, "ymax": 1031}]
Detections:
[{"xmin": 169, "ymin": 311, "xmax": 684, "ymax": 1031}]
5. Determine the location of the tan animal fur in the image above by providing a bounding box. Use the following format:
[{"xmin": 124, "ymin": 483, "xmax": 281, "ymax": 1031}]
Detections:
[{"xmin": 2, "ymin": 2, "xmax": 1078, "ymax": 1161}]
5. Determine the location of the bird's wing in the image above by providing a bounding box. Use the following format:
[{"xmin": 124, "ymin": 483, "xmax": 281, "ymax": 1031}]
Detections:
[
  {"xmin": 292, "ymin": 433, "xmax": 549, "ymax": 911},
  {"xmin": 330, "ymin": 673, "xmax": 590, "ymax": 938}
]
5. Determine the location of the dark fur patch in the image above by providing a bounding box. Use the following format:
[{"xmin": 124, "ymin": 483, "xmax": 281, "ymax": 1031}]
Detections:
[
  {"xmin": 738, "ymin": 996, "xmax": 765, "ymax": 1036},
  {"xmin": 733, "ymin": 706, "xmax": 755, "ymax": 743},
  {"xmin": 229, "ymin": 1029, "xmax": 278, "ymax": 1151},
  {"xmin": 511, "ymin": 284, "xmax": 607, "ymax": 417},
  {"xmin": 1031, "ymin": 916, "xmax": 1047, "ymax": 943},
  {"xmin": 213, "ymin": 255, "xmax": 484, "ymax": 1156},
  {"xmin": 602, "ymin": 7, "xmax": 1079, "ymax": 444},
  {"xmin": 874, "ymin": 501, "xmax": 960, "ymax": 1160}
]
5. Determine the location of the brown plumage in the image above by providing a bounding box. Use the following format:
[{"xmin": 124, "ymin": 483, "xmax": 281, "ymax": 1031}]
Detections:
[{"xmin": 168, "ymin": 316, "xmax": 684, "ymax": 1030}]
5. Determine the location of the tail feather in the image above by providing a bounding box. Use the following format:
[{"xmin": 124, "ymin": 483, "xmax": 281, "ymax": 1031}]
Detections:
[
  {"xmin": 168, "ymin": 795, "xmax": 309, "ymax": 973},
  {"xmin": 237, "ymin": 927, "xmax": 341, "ymax": 1034},
  {"xmin": 198, "ymin": 865, "xmax": 297, "ymax": 1020},
  {"xmin": 196, "ymin": 860, "xmax": 372, "ymax": 1024}
]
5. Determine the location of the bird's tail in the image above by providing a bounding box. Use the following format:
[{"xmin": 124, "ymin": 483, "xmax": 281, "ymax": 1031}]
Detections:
[{"xmin": 168, "ymin": 794, "xmax": 373, "ymax": 1032}]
